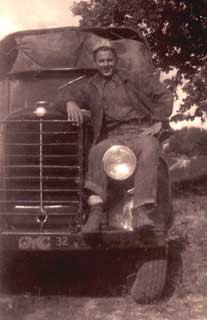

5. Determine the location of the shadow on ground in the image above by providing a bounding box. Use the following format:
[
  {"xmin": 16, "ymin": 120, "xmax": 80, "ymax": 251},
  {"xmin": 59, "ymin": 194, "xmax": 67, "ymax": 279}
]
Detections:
[{"xmin": 0, "ymin": 240, "xmax": 185, "ymax": 300}]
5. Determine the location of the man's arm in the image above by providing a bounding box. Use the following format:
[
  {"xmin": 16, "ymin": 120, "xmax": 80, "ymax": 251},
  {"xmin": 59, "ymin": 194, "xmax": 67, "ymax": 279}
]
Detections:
[
  {"xmin": 136, "ymin": 71, "xmax": 173, "ymax": 137},
  {"xmin": 66, "ymin": 100, "xmax": 83, "ymax": 123},
  {"xmin": 139, "ymin": 122, "xmax": 163, "ymax": 137},
  {"xmin": 140, "ymin": 72, "xmax": 174, "ymax": 122},
  {"xmin": 56, "ymin": 77, "xmax": 90, "ymax": 123}
]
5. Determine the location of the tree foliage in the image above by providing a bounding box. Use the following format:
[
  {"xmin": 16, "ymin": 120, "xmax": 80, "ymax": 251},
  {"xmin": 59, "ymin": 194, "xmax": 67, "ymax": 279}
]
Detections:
[
  {"xmin": 167, "ymin": 127, "xmax": 207, "ymax": 156},
  {"xmin": 72, "ymin": 0, "xmax": 207, "ymax": 112}
]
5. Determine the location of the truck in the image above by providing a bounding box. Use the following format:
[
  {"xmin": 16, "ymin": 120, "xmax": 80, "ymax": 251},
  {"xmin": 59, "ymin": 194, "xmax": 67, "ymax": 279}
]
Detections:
[{"xmin": 0, "ymin": 26, "xmax": 173, "ymax": 303}]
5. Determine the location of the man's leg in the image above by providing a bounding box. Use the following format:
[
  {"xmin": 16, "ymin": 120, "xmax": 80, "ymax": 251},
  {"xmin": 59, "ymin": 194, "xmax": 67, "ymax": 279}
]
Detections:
[
  {"xmin": 132, "ymin": 135, "xmax": 159, "ymax": 208},
  {"xmin": 129, "ymin": 135, "xmax": 160, "ymax": 230},
  {"xmin": 83, "ymin": 138, "xmax": 120, "ymax": 232}
]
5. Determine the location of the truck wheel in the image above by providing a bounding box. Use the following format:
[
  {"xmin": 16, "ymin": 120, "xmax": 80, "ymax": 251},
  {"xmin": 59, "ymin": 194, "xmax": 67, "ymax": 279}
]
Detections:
[{"xmin": 127, "ymin": 248, "xmax": 168, "ymax": 303}]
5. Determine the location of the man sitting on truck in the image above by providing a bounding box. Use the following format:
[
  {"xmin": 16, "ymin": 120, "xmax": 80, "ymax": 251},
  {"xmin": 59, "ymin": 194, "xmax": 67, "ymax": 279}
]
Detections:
[{"xmin": 64, "ymin": 39, "xmax": 173, "ymax": 233}]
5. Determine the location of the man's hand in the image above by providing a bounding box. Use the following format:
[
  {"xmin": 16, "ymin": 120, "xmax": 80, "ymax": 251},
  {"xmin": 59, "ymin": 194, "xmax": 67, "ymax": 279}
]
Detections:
[
  {"xmin": 66, "ymin": 101, "xmax": 83, "ymax": 125},
  {"xmin": 139, "ymin": 122, "xmax": 163, "ymax": 137}
]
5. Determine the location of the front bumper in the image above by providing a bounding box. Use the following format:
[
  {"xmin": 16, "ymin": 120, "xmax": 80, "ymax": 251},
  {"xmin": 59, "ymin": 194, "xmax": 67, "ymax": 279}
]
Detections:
[{"xmin": 0, "ymin": 229, "xmax": 166, "ymax": 251}]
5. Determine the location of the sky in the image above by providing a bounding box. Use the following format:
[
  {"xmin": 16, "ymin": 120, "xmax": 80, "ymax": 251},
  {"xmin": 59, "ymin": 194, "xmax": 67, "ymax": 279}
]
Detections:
[{"xmin": 0, "ymin": 0, "xmax": 80, "ymax": 39}]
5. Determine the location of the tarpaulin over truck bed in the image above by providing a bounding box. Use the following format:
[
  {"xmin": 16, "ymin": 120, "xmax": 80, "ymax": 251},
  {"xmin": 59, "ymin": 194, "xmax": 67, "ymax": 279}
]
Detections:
[
  {"xmin": 0, "ymin": 27, "xmax": 153, "ymax": 118},
  {"xmin": 0, "ymin": 27, "xmax": 152, "ymax": 76}
]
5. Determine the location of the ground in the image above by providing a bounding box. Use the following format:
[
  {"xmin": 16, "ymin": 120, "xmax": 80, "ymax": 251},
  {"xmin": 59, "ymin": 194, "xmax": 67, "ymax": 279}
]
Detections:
[{"xmin": 1, "ymin": 181, "xmax": 207, "ymax": 320}]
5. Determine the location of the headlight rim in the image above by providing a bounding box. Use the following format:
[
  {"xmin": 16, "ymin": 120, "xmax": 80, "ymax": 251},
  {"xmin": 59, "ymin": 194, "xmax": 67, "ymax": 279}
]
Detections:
[{"xmin": 103, "ymin": 145, "xmax": 137, "ymax": 181}]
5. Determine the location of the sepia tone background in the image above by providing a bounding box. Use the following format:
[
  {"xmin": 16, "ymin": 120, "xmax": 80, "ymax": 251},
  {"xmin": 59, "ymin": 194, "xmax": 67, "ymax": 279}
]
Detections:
[
  {"xmin": 0, "ymin": 0, "xmax": 79, "ymax": 39},
  {"xmin": 0, "ymin": 1, "xmax": 207, "ymax": 320}
]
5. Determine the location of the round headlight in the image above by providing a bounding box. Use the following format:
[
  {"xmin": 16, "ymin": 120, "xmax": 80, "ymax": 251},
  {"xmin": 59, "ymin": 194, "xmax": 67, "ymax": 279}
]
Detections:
[{"xmin": 103, "ymin": 145, "xmax": 137, "ymax": 180}]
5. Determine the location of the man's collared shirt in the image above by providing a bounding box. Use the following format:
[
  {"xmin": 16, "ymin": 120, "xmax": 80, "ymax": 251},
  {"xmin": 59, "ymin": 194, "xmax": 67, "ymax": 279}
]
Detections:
[{"xmin": 98, "ymin": 73, "xmax": 139, "ymax": 129}]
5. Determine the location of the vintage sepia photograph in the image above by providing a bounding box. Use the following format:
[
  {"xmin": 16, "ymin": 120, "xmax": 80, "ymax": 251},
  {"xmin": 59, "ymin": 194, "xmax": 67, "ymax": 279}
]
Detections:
[{"xmin": 0, "ymin": 1, "xmax": 207, "ymax": 319}]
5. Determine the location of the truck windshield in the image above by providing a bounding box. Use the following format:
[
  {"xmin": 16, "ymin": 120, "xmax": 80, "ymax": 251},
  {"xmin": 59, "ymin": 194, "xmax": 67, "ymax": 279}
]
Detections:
[{"xmin": 3, "ymin": 69, "xmax": 94, "ymax": 114}]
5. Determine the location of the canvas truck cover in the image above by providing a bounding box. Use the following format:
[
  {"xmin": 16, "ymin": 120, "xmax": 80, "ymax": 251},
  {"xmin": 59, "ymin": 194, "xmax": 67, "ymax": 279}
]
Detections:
[{"xmin": 0, "ymin": 27, "xmax": 153, "ymax": 117}]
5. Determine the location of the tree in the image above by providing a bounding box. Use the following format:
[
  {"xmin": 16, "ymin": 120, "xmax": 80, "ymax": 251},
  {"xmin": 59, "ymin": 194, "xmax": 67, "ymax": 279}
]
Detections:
[{"xmin": 72, "ymin": 0, "xmax": 207, "ymax": 112}]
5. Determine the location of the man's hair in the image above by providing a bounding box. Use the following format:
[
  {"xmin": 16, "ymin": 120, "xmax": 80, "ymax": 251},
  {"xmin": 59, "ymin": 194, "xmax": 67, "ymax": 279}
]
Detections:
[{"xmin": 93, "ymin": 47, "xmax": 117, "ymax": 61}]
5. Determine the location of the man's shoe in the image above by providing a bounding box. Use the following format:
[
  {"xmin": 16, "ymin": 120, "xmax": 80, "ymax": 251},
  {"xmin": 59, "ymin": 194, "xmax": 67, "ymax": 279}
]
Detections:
[
  {"xmin": 82, "ymin": 204, "xmax": 103, "ymax": 233},
  {"xmin": 132, "ymin": 204, "xmax": 157, "ymax": 231}
]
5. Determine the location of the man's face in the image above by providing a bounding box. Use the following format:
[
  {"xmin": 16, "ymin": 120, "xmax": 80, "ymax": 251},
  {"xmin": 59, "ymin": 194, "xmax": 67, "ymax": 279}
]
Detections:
[{"xmin": 95, "ymin": 49, "xmax": 117, "ymax": 78}]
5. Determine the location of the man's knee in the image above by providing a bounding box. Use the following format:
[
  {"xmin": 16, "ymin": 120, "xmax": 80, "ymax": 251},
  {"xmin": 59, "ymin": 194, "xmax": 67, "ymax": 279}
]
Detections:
[
  {"xmin": 89, "ymin": 138, "xmax": 120, "ymax": 160},
  {"xmin": 141, "ymin": 135, "xmax": 159, "ymax": 148},
  {"xmin": 138, "ymin": 136, "xmax": 159, "ymax": 158}
]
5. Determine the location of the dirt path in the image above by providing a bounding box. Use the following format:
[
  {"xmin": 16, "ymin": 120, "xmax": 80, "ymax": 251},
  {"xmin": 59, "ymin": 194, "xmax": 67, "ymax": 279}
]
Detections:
[
  {"xmin": 1, "ymin": 293, "xmax": 207, "ymax": 320},
  {"xmin": 1, "ymin": 192, "xmax": 207, "ymax": 320}
]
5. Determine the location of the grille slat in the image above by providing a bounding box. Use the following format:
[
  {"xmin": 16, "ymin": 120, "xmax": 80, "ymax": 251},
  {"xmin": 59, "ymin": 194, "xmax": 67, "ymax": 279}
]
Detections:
[
  {"xmin": 2, "ymin": 176, "xmax": 80, "ymax": 181},
  {"xmin": 0, "ymin": 200, "xmax": 80, "ymax": 203},
  {"xmin": 4, "ymin": 143, "xmax": 79, "ymax": 146},
  {"xmin": 0, "ymin": 189, "xmax": 81, "ymax": 192},
  {"xmin": 7, "ymin": 155, "xmax": 79, "ymax": 158},
  {"xmin": 3, "ymin": 165, "xmax": 80, "ymax": 168}
]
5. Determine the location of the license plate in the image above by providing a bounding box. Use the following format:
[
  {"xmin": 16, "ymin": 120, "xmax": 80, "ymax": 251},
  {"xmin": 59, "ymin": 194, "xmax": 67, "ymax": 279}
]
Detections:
[
  {"xmin": 18, "ymin": 235, "xmax": 79, "ymax": 250},
  {"xmin": 52, "ymin": 235, "xmax": 79, "ymax": 249},
  {"xmin": 18, "ymin": 235, "xmax": 52, "ymax": 250}
]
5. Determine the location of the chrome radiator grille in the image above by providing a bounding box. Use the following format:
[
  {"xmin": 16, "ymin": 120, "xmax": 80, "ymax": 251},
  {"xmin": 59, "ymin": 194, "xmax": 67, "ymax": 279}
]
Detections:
[{"xmin": 0, "ymin": 119, "xmax": 83, "ymax": 218}]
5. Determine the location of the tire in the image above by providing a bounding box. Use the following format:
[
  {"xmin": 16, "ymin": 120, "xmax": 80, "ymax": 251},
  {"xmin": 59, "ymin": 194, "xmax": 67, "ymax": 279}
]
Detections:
[{"xmin": 128, "ymin": 248, "xmax": 168, "ymax": 303}]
